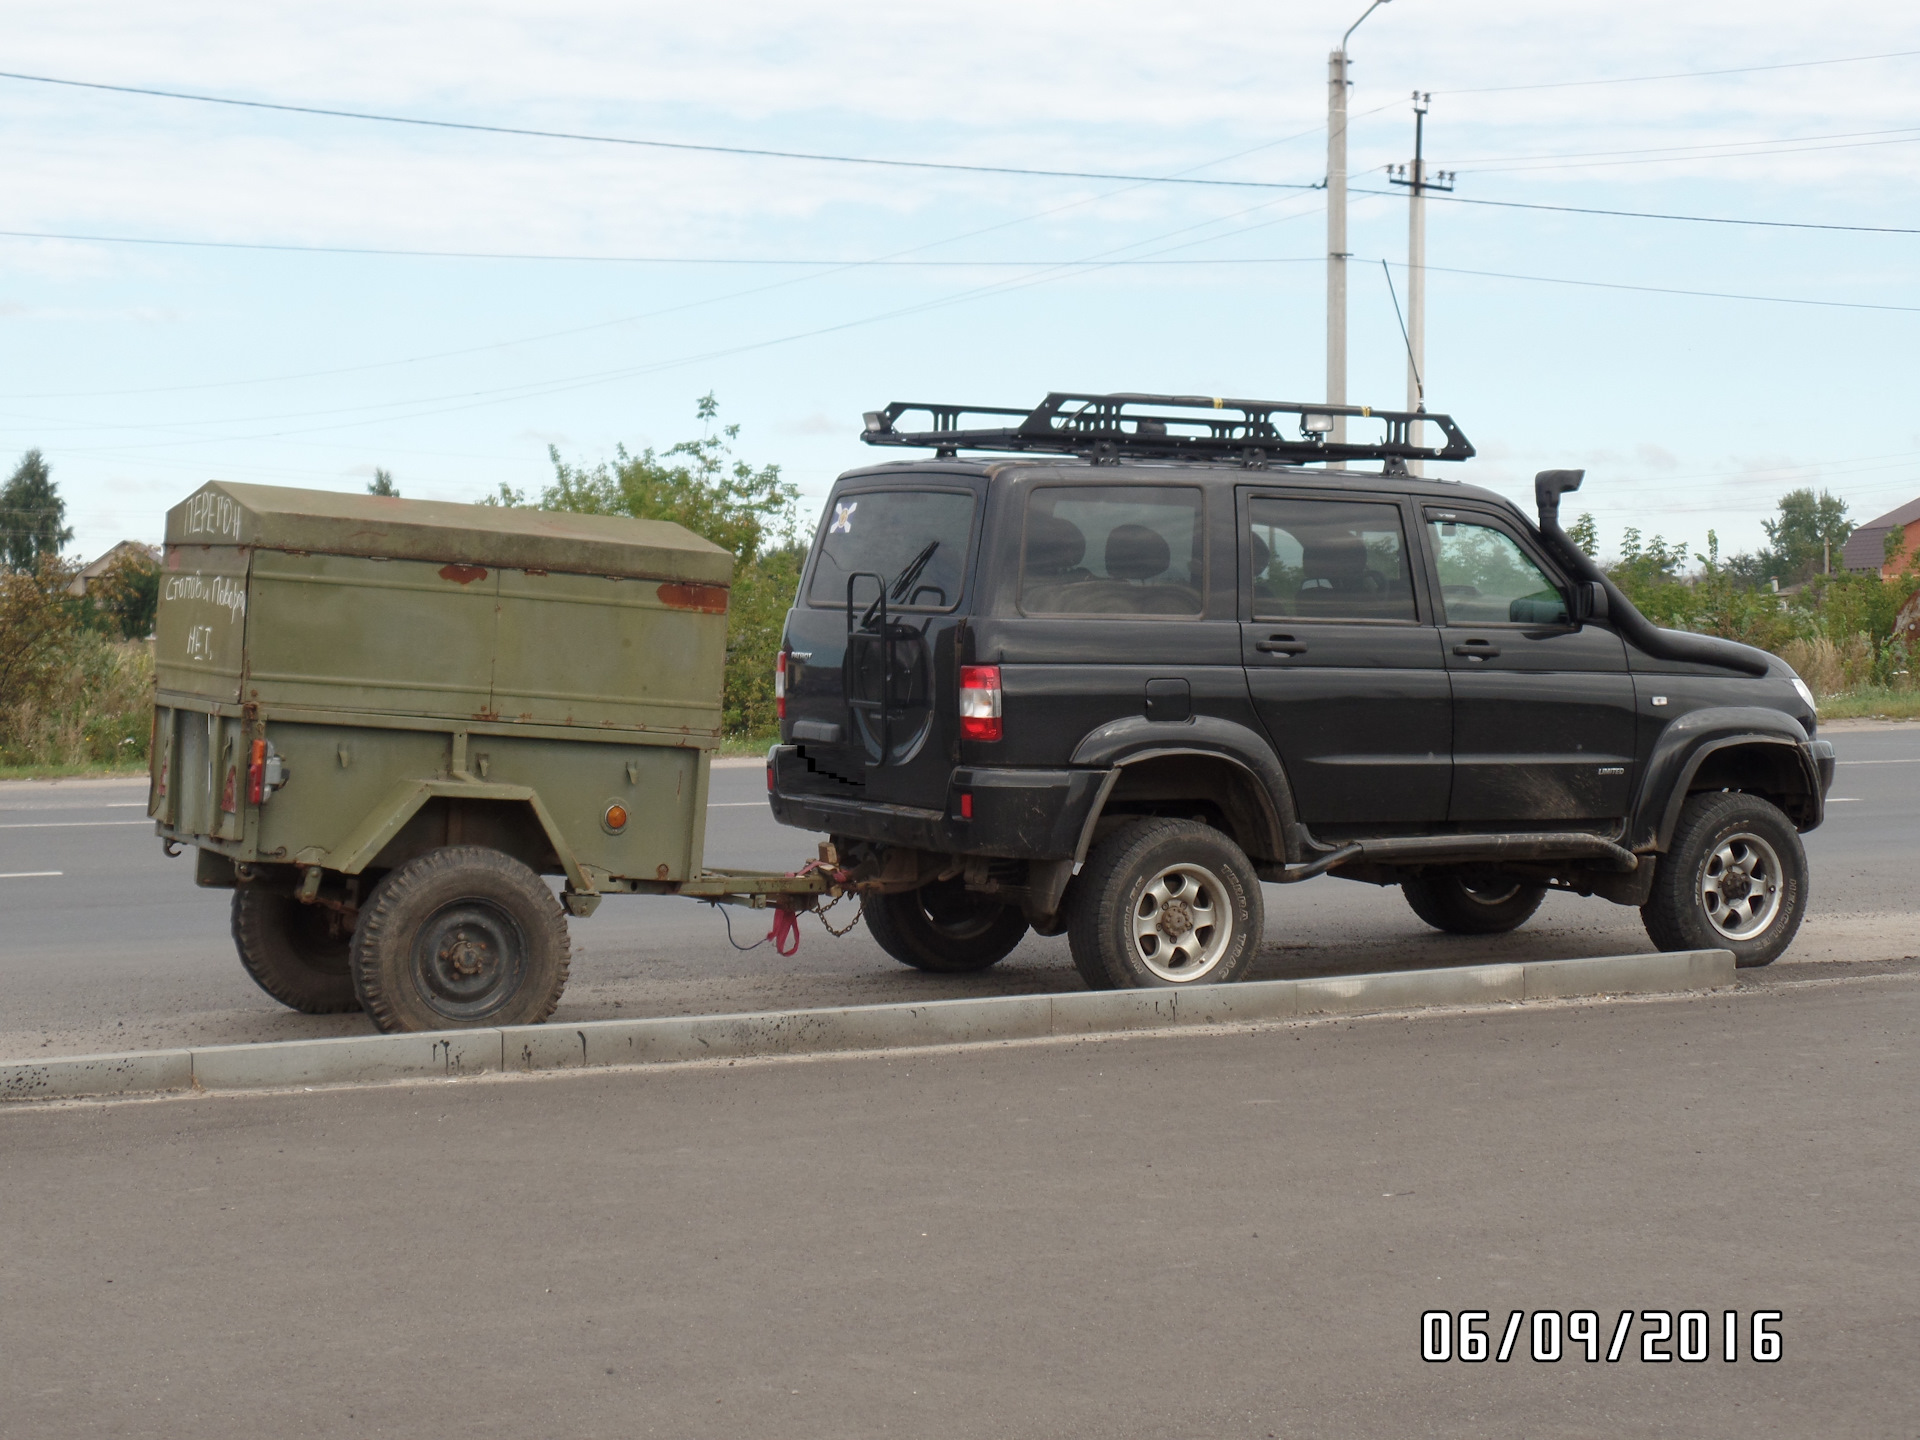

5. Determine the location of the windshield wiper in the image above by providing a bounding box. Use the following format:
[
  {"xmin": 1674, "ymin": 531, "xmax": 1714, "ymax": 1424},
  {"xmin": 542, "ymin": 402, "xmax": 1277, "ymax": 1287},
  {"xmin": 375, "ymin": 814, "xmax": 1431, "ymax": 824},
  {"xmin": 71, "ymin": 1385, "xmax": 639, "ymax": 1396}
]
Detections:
[
  {"xmin": 860, "ymin": 540, "xmax": 940, "ymax": 629},
  {"xmin": 889, "ymin": 541, "xmax": 940, "ymax": 601}
]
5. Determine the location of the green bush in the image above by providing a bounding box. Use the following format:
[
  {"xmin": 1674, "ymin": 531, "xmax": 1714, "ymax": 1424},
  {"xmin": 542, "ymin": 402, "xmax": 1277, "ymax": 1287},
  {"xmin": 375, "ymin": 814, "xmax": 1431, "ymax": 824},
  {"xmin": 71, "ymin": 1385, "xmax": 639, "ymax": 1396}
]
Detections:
[{"xmin": 1, "ymin": 629, "xmax": 153, "ymax": 769}]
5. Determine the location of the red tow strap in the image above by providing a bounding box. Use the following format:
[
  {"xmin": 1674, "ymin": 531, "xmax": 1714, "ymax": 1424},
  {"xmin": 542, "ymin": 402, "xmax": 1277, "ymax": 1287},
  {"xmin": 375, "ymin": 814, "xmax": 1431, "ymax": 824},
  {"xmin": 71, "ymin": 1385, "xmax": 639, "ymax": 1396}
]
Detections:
[{"xmin": 767, "ymin": 904, "xmax": 801, "ymax": 956}]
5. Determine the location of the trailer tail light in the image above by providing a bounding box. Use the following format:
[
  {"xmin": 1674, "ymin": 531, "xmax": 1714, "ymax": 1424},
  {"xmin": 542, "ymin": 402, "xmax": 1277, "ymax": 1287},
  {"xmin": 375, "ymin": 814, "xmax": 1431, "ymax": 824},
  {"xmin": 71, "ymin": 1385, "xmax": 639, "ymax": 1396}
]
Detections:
[
  {"xmin": 247, "ymin": 738, "xmax": 289, "ymax": 804},
  {"xmin": 960, "ymin": 665, "xmax": 1002, "ymax": 742},
  {"xmin": 775, "ymin": 649, "xmax": 787, "ymax": 719}
]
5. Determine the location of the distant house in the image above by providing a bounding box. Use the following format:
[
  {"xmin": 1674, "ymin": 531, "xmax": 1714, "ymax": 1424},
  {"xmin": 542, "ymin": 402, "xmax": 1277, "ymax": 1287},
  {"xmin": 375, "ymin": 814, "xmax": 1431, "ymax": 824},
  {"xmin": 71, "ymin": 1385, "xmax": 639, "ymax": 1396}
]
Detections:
[
  {"xmin": 1840, "ymin": 497, "xmax": 1920, "ymax": 578},
  {"xmin": 65, "ymin": 540, "xmax": 160, "ymax": 597}
]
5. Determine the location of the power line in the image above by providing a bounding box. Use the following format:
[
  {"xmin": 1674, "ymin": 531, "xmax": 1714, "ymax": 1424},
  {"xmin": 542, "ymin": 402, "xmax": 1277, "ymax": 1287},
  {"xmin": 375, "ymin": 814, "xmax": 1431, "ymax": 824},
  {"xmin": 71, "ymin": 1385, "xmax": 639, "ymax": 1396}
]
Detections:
[
  {"xmin": 1351, "ymin": 187, "xmax": 1920, "ymax": 235},
  {"xmin": 1438, "ymin": 47, "xmax": 1920, "ymax": 95},
  {"xmin": 0, "ymin": 69, "xmax": 1318, "ymax": 192},
  {"xmin": 1371, "ymin": 256, "xmax": 1920, "ymax": 315},
  {"xmin": 0, "ymin": 118, "xmax": 1350, "ymax": 405},
  {"xmin": 1446, "ymin": 125, "xmax": 1920, "ymax": 172},
  {"xmin": 0, "ymin": 228, "xmax": 1328, "ymax": 266}
]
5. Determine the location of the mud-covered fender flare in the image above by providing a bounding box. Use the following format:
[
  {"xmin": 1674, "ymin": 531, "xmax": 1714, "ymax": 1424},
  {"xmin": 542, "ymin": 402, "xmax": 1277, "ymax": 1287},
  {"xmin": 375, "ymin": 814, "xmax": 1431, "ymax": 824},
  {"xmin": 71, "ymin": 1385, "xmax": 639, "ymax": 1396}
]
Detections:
[
  {"xmin": 1633, "ymin": 706, "xmax": 1823, "ymax": 851},
  {"xmin": 1068, "ymin": 715, "xmax": 1301, "ymax": 863}
]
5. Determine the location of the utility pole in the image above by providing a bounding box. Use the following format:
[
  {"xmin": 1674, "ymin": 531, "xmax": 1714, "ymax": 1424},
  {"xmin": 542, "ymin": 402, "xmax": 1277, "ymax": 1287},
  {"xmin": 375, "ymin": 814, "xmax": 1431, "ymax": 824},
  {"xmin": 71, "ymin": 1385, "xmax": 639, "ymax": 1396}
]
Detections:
[
  {"xmin": 1327, "ymin": 0, "xmax": 1391, "ymax": 446},
  {"xmin": 1389, "ymin": 93, "xmax": 1453, "ymax": 475}
]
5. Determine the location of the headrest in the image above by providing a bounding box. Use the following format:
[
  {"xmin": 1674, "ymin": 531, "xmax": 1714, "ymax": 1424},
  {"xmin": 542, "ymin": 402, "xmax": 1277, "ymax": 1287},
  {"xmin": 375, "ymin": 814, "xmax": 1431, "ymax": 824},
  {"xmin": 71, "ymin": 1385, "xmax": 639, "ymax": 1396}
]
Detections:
[
  {"xmin": 1105, "ymin": 523, "xmax": 1171, "ymax": 581},
  {"xmin": 1025, "ymin": 512, "xmax": 1087, "ymax": 574},
  {"xmin": 1302, "ymin": 534, "xmax": 1370, "ymax": 582}
]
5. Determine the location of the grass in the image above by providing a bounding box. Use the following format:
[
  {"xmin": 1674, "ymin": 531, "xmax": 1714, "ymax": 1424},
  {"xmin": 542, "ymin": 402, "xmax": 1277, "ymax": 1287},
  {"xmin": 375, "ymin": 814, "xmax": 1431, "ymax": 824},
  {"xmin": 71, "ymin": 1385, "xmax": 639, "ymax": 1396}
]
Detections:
[
  {"xmin": 716, "ymin": 731, "xmax": 779, "ymax": 758},
  {"xmin": 1812, "ymin": 688, "xmax": 1920, "ymax": 721},
  {"xmin": 0, "ymin": 760, "xmax": 148, "ymax": 782}
]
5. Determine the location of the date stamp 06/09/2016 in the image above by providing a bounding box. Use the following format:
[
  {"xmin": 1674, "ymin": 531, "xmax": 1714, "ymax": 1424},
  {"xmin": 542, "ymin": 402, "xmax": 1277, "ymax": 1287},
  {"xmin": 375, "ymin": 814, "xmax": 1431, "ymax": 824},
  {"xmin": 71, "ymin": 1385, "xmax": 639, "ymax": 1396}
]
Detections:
[{"xmin": 1421, "ymin": 1310, "xmax": 1784, "ymax": 1365}]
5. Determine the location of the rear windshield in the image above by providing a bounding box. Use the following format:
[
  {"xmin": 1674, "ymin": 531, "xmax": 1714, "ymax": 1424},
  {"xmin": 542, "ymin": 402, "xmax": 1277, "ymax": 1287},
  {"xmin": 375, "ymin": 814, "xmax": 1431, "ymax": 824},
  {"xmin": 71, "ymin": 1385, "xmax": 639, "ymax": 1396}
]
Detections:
[{"xmin": 806, "ymin": 488, "xmax": 976, "ymax": 611}]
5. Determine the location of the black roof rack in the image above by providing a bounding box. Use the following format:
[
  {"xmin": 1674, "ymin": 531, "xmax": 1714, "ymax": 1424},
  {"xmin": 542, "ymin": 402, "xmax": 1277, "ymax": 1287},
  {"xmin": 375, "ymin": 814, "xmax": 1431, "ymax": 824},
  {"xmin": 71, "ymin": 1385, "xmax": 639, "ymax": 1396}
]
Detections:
[{"xmin": 859, "ymin": 392, "xmax": 1473, "ymax": 471}]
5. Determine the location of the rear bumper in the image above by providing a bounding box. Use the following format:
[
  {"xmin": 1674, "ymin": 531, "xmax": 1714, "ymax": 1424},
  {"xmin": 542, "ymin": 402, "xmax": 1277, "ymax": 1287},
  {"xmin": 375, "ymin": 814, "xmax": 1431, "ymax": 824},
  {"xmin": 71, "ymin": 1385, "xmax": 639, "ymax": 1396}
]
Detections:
[{"xmin": 767, "ymin": 746, "xmax": 1110, "ymax": 860}]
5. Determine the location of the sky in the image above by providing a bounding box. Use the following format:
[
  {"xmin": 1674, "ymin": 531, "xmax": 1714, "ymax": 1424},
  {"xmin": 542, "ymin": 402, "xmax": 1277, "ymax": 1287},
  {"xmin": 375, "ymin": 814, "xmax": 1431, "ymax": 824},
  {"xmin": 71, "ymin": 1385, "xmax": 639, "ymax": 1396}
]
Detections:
[{"xmin": 4, "ymin": 0, "xmax": 1920, "ymax": 566}]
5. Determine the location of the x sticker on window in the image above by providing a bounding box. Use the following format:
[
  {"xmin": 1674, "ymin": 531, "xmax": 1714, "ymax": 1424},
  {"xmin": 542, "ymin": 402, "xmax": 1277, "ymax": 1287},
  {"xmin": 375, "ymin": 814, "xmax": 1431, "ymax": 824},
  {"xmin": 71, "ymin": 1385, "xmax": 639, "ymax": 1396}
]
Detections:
[{"xmin": 829, "ymin": 501, "xmax": 858, "ymax": 534}]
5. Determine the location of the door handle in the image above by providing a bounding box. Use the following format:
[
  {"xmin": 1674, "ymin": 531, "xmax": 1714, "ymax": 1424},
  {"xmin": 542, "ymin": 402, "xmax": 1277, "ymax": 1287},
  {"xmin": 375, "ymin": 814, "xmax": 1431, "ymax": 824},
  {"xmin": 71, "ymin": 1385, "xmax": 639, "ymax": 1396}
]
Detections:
[
  {"xmin": 1256, "ymin": 636, "xmax": 1307, "ymax": 656},
  {"xmin": 1452, "ymin": 640, "xmax": 1501, "ymax": 659}
]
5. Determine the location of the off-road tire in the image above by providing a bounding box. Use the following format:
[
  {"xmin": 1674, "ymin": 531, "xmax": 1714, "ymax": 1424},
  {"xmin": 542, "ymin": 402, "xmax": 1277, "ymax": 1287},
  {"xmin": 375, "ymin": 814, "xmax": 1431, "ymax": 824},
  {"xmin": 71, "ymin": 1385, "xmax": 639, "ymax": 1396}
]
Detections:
[
  {"xmin": 1642, "ymin": 791, "xmax": 1806, "ymax": 968},
  {"xmin": 231, "ymin": 887, "xmax": 361, "ymax": 1014},
  {"xmin": 349, "ymin": 846, "xmax": 571, "ymax": 1033},
  {"xmin": 1402, "ymin": 872, "xmax": 1547, "ymax": 935},
  {"xmin": 1068, "ymin": 819, "xmax": 1262, "ymax": 990},
  {"xmin": 864, "ymin": 878, "xmax": 1028, "ymax": 973}
]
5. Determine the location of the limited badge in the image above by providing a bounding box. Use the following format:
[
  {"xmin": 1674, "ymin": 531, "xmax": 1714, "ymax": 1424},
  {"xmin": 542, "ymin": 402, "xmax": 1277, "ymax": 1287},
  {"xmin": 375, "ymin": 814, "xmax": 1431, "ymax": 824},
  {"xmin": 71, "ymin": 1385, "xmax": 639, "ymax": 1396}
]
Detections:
[{"xmin": 829, "ymin": 501, "xmax": 858, "ymax": 534}]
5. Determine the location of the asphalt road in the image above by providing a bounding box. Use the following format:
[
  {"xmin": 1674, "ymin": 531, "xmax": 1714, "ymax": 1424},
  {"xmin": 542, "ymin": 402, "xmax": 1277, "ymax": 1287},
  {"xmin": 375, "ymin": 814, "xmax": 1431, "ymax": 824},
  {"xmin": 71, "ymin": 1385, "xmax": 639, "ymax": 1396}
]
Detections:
[
  {"xmin": 3, "ymin": 969, "xmax": 1915, "ymax": 1439},
  {"xmin": 2, "ymin": 724, "xmax": 1916, "ymax": 1059}
]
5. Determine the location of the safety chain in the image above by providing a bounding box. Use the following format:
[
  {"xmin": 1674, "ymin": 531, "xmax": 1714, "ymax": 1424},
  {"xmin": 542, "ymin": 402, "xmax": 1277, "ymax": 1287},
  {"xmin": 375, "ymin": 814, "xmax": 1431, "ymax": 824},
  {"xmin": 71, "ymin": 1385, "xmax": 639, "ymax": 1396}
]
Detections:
[{"xmin": 812, "ymin": 889, "xmax": 865, "ymax": 938}]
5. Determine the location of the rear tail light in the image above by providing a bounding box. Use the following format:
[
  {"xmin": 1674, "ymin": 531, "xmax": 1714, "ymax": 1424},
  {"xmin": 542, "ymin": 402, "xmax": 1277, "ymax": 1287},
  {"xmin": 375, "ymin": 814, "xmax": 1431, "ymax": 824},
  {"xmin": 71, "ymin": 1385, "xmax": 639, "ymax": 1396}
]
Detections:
[
  {"xmin": 775, "ymin": 649, "xmax": 788, "ymax": 719},
  {"xmin": 960, "ymin": 665, "xmax": 1003, "ymax": 742},
  {"xmin": 246, "ymin": 738, "xmax": 289, "ymax": 804}
]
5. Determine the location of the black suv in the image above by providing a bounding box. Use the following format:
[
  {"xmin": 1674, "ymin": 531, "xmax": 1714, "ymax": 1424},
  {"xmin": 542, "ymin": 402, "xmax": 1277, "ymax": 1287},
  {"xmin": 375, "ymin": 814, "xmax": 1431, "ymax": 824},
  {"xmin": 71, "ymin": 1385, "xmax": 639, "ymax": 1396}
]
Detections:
[{"xmin": 769, "ymin": 392, "xmax": 1834, "ymax": 988}]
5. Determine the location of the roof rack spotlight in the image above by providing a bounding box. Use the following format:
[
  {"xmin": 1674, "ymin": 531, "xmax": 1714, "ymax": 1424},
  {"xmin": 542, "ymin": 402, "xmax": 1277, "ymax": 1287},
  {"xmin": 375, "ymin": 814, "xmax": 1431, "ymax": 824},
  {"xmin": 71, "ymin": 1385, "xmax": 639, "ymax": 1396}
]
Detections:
[{"xmin": 857, "ymin": 392, "xmax": 1473, "ymax": 470}]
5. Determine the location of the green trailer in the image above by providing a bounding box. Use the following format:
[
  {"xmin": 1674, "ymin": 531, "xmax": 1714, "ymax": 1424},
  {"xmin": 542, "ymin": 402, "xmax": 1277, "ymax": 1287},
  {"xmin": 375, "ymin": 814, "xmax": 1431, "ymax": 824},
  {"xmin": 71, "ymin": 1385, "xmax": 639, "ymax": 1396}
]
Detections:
[{"xmin": 150, "ymin": 481, "xmax": 835, "ymax": 1033}]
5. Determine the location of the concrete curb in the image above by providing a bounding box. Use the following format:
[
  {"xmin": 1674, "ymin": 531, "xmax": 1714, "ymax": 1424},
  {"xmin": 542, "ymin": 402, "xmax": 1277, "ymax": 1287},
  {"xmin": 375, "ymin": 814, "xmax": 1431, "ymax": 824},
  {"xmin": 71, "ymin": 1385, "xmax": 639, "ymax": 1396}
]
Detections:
[{"xmin": 1, "ymin": 949, "xmax": 1734, "ymax": 1103}]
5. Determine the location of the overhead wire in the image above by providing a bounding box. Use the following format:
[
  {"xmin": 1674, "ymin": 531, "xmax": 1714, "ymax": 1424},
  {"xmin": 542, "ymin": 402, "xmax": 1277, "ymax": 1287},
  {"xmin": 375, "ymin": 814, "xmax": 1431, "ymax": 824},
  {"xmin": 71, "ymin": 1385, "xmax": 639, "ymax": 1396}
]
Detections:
[
  {"xmin": 1435, "ymin": 47, "xmax": 1920, "ymax": 95},
  {"xmin": 1349, "ymin": 187, "xmax": 1920, "ymax": 235},
  {"xmin": 18, "ymin": 191, "xmax": 1337, "ymax": 448},
  {"xmin": 1, "ymin": 107, "xmax": 1377, "ymax": 405},
  {"xmin": 0, "ymin": 69, "xmax": 1320, "ymax": 192}
]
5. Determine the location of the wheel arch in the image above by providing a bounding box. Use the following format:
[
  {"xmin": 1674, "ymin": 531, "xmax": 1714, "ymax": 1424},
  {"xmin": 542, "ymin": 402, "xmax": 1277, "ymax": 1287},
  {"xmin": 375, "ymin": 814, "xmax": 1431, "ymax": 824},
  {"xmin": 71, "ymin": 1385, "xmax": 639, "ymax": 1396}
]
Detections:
[
  {"xmin": 1636, "ymin": 717, "xmax": 1822, "ymax": 852},
  {"xmin": 329, "ymin": 780, "xmax": 593, "ymax": 895},
  {"xmin": 1067, "ymin": 717, "xmax": 1299, "ymax": 864}
]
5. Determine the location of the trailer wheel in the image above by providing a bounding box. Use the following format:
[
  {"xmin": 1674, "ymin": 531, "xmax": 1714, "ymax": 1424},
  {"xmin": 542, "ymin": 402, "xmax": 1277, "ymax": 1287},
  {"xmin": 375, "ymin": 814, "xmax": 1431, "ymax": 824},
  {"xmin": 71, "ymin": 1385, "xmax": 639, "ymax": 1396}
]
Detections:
[
  {"xmin": 1401, "ymin": 872, "xmax": 1547, "ymax": 935},
  {"xmin": 865, "ymin": 878, "xmax": 1028, "ymax": 973},
  {"xmin": 232, "ymin": 888, "xmax": 361, "ymax": 1014},
  {"xmin": 350, "ymin": 846, "xmax": 571, "ymax": 1033}
]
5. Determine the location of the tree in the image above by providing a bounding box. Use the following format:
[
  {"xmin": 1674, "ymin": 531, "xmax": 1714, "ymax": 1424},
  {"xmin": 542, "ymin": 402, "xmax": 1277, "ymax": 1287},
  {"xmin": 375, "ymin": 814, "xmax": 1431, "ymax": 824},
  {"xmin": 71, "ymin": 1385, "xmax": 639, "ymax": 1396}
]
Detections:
[
  {"xmin": 93, "ymin": 547, "xmax": 162, "ymax": 639},
  {"xmin": 1762, "ymin": 488, "xmax": 1851, "ymax": 580},
  {"xmin": 368, "ymin": 468, "xmax": 399, "ymax": 497},
  {"xmin": 493, "ymin": 395, "xmax": 802, "ymax": 735},
  {"xmin": 0, "ymin": 556, "xmax": 79, "ymax": 711},
  {"xmin": 0, "ymin": 449, "xmax": 73, "ymax": 572},
  {"xmin": 1566, "ymin": 512, "xmax": 1599, "ymax": 558}
]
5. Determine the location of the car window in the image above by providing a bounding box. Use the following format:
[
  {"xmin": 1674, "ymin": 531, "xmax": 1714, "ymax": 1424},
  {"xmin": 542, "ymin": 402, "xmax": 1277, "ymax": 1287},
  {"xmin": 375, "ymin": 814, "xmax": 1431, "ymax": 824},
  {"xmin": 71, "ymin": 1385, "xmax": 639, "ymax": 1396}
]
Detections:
[
  {"xmin": 806, "ymin": 489, "xmax": 975, "ymax": 610},
  {"xmin": 1020, "ymin": 486, "xmax": 1204, "ymax": 616},
  {"xmin": 1426, "ymin": 515, "xmax": 1569, "ymax": 625},
  {"xmin": 1246, "ymin": 497, "xmax": 1418, "ymax": 622}
]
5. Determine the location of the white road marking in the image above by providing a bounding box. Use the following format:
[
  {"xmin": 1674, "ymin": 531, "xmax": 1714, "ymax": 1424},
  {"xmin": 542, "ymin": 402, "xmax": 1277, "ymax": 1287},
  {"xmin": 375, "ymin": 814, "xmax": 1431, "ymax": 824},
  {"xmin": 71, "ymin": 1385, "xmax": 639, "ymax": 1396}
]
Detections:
[
  {"xmin": 1835, "ymin": 758, "xmax": 1920, "ymax": 765},
  {"xmin": 0, "ymin": 801, "xmax": 146, "ymax": 814},
  {"xmin": 0, "ymin": 820, "xmax": 151, "ymax": 829},
  {"xmin": 0, "ymin": 871, "xmax": 62, "ymax": 878},
  {"xmin": 1828, "ymin": 798, "xmax": 1861, "ymax": 802},
  {"xmin": 708, "ymin": 802, "xmax": 768, "ymax": 807}
]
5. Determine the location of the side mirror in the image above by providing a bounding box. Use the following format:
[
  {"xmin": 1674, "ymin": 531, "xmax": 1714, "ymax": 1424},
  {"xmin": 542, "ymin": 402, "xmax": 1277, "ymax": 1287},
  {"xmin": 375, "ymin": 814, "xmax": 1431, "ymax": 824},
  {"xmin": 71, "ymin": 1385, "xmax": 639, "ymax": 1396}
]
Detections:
[{"xmin": 1570, "ymin": 580, "xmax": 1609, "ymax": 624}]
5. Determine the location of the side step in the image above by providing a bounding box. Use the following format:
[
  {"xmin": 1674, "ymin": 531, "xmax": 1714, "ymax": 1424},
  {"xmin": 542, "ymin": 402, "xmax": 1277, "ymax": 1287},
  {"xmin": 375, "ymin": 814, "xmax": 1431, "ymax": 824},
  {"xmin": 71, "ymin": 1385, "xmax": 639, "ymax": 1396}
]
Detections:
[{"xmin": 1263, "ymin": 831, "xmax": 1638, "ymax": 884}]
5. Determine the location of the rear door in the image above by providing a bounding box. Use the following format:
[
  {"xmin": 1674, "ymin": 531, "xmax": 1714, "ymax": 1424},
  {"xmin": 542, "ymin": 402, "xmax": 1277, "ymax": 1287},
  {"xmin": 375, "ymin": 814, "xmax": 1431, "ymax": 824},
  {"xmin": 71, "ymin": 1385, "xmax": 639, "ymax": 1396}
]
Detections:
[
  {"xmin": 1238, "ymin": 490, "xmax": 1452, "ymax": 827},
  {"xmin": 781, "ymin": 479, "xmax": 983, "ymax": 807},
  {"xmin": 1420, "ymin": 505, "xmax": 1637, "ymax": 824}
]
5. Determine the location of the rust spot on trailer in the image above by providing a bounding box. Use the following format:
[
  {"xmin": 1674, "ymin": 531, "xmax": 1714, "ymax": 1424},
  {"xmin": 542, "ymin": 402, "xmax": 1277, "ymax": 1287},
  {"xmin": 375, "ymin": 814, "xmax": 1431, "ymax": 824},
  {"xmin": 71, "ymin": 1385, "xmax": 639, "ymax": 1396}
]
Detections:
[
  {"xmin": 655, "ymin": 582, "xmax": 729, "ymax": 614},
  {"xmin": 439, "ymin": 563, "xmax": 489, "ymax": 585},
  {"xmin": 656, "ymin": 864, "xmax": 670, "ymax": 881}
]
